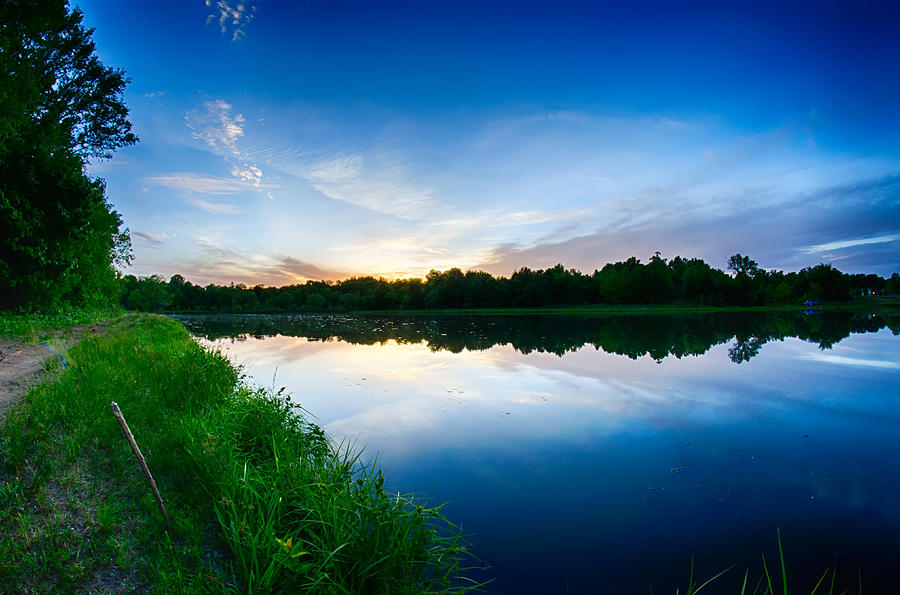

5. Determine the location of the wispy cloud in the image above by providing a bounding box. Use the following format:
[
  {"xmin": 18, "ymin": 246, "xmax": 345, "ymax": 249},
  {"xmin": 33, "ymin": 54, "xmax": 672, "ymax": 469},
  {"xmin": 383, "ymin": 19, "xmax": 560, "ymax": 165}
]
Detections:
[
  {"xmin": 147, "ymin": 173, "xmax": 245, "ymax": 194},
  {"xmin": 801, "ymin": 354, "xmax": 900, "ymax": 370},
  {"xmin": 802, "ymin": 233, "xmax": 899, "ymax": 254},
  {"xmin": 205, "ymin": 0, "xmax": 257, "ymax": 42},
  {"xmin": 166, "ymin": 241, "xmax": 346, "ymax": 286},
  {"xmin": 196, "ymin": 237, "xmax": 243, "ymax": 260},
  {"xmin": 474, "ymin": 174, "xmax": 900, "ymax": 276},
  {"xmin": 184, "ymin": 99, "xmax": 272, "ymax": 191},
  {"xmin": 188, "ymin": 198, "xmax": 241, "ymax": 214},
  {"xmin": 261, "ymin": 257, "xmax": 347, "ymax": 283},
  {"xmin": 305, "ymin": 154, "xmax": 437, "ymax": 219},
  {"xmin": 498, "ymin": 211, "xmax": 559, "ymax": 226},
  {"xmin": 496, "ymin": 208, "xmax": 596, "ymax": 229},
  {"xmin": 186, "ymin": 99, "xmax": 244, "ymax": 154},
  {"xmin": 133, "ymin": 231, "xmax": 169, "ymax": 245}
]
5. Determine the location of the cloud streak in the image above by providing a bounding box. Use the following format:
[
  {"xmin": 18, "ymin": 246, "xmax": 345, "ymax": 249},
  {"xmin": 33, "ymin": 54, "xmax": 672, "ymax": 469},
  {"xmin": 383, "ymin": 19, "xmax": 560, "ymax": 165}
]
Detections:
[
  {"xmin": 802, "ymin": 234, "xmax": 899, "ymax": 254},
  {"xmin": 133, "ymin": 231, "xmax": 169, "ymax": 245},
  {"xmin": 147, "ymin": 173, "xmax": 245, "ymax": 194},
  {"xmin": 188, "ymin": 198, "xmax": 241, "ymax": 214}
]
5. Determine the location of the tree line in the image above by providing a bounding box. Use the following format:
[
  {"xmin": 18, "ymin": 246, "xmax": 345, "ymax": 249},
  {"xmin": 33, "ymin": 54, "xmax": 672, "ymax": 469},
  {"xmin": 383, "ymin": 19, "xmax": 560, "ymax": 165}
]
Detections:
[{"xmin": 120, "ymin": 253, "xmax": 900, "ymax": 313}]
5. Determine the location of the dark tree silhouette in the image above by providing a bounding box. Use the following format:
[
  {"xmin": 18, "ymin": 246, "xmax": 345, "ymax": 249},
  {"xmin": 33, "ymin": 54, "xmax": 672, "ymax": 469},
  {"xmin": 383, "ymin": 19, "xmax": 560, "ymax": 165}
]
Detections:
[
  {"xmin": 727, "ymin": 254, "xmax": 759, "ymax": 277},
  {"xmin": 120, "ymin": 254, "xmax": 893, "ymax": 314},
  {"xmin": 1, "ymin": 0, "xmax": 136, "ymax": 310}
]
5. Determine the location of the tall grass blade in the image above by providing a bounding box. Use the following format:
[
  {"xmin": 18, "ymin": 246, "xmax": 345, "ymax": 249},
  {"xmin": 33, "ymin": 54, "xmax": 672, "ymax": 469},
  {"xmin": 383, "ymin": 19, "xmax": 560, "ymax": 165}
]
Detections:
[
  {"xmin": 687, "ymin": 555, "xmax": 694, "ymax": 595},
  {"xmin": 693, "ymin": 563, "xmax": 738, "ymax": 593},
  {"xmin": 762, "ymin": 553, "xmax": 773, "ymax": 595},
  {"xmin": 776, "ymin": 527, "xmax": 788, "ymax": 595},
  {"xmin": 810, "ymin": 567, "xmax": 831, "ymax": 595}
]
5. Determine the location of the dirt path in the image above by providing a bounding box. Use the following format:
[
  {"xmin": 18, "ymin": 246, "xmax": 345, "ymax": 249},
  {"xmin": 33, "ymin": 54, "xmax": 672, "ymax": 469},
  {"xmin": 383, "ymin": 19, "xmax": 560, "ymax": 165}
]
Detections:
[{"xmin": 0, "ymin": 322, "xmax": 114, "ymax": 419}]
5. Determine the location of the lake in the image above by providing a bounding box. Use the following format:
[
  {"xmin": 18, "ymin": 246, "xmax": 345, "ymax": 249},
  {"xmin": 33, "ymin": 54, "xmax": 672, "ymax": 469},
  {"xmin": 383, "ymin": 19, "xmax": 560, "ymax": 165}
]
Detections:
[{"xmin": 177, "ymin": 311, "xmax": 900, "ymax": 594}]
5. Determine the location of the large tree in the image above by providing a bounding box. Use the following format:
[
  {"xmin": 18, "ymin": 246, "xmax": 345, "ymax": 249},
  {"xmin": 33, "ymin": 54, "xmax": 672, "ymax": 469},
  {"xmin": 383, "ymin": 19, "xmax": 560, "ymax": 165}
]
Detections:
[{"xmin": 0, "ymin": 0, "xmax": 136, "ymax": 310}]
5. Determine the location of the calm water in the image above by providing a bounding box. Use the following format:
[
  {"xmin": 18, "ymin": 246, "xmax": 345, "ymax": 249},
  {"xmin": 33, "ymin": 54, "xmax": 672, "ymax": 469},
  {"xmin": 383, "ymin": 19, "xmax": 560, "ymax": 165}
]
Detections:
[{"xmin": 178, "ymin": 311, "xmax": 900, "ymax": 593}]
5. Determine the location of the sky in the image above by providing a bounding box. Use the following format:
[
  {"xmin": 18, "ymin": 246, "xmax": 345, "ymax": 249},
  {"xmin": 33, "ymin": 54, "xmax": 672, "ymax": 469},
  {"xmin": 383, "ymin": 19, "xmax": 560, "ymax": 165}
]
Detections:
[{"xmin": 77, "ymin": 0, "xmax": 900, "ymax": 285}]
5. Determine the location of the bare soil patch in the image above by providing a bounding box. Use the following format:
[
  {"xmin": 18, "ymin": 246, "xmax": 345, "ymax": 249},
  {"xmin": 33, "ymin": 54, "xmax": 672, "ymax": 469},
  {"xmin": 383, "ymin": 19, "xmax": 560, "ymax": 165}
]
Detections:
[{"xmin": 0, "ymin": 322, "xmax": 113, "ymax": 419}]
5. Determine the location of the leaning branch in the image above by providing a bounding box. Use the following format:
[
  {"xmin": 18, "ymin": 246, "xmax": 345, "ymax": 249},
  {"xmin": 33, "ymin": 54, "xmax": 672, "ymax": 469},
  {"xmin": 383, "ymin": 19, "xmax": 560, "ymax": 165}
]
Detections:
[{"xmin": 110, "ymin": 401, "xmax": 171, "ymax": 528}]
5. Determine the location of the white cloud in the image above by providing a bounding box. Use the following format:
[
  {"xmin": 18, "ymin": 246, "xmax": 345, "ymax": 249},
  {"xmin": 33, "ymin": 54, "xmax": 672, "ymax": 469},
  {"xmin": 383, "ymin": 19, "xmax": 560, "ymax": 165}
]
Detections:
[
  {"xmin": 186, "ymin": 99, "xmax": 245, "ymax": 154},
  {"xmin": 206, "ymin": 0, "xmax": 257, "ymax": 42},
  {"xmin": 231, "ymin": 163, "xmax": 263, "ymax": 186},
  {"xmin": 147, "ymin": 173, "xmax": 244, "ymax": 194},
  {"xmin": 183, "ymin": 99, "xmax": 277, "ymax": 193},
  {"xmin": 305, "ymin": 154, "xmax": 437, "ymax": 219},
  {"xmin": 802, "ymin": 233, "xmax": 899, "ymax": 254}
]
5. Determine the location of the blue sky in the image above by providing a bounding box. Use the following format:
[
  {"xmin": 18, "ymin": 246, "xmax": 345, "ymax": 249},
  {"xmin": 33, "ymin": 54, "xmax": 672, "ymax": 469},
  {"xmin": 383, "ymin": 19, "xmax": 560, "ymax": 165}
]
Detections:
[{"xmin": 78, "ymin": 0, "xmax": 900, "ymax": 284}]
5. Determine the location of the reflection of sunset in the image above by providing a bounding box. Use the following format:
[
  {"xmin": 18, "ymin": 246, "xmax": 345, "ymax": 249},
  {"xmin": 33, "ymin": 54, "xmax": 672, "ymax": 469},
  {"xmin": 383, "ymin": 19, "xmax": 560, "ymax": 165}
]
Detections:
[{"xmin": 205, "ymin": 329, "xmax": 900, "ymax": 458}]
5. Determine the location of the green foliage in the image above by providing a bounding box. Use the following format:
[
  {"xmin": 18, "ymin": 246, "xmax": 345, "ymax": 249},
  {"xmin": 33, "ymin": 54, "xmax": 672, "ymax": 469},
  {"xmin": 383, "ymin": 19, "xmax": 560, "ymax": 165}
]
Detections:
[
  {"xmin": 305, "ymin": 293, "xmax": 327, "ymax": 311},
  {"xmin": 887, "ymin": 273, "xmax": 900, "ymax": 295},
  {"xmin": 0, "ymin": 0, "xmax": 136, "ymax": 312},
  {"xmin": 727, "ymin": 254, "xmax": 760, "ymax": 277},
  {"xmin": 0, "ymin": 0, "xmax": 137, "ymax": 160},
  {"xmin": 0, "ymin": 149, "xmax": 128, "ymax": 309},
  {"xmin": 0, "ymin": 315, "xmax": 479, "ymax": 592},
  {"xmin": 124, "ymin": 253, "xmax": 890, "ymax": 314},
  {"xmin": 120, "ymin": 274, "xmax": 172, "ymax": 312}
]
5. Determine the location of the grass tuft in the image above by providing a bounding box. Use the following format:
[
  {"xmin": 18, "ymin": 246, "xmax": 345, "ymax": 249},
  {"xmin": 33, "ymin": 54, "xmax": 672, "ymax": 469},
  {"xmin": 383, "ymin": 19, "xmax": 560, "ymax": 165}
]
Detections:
[{"xmin": 671, "ymin": 530, "xmax": 862, "ymax": 595}]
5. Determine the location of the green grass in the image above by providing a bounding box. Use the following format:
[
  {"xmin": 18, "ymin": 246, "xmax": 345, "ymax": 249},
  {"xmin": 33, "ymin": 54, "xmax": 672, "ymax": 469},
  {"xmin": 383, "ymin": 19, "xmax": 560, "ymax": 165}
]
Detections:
[
  {"xmin": 0, "ymin": 314, "xmax": 480, "ymax": 593},
  {"xmin": 0, "ymin": 307, "xmax": 124, "ymax": 341}
]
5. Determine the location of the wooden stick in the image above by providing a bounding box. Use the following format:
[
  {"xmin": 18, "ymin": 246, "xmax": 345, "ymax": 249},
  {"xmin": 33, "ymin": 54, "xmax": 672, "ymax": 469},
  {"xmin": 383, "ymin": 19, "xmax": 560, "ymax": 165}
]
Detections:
[{"xmin": 110, "ymin": 401, "xmax": 171, "ymax": 527}]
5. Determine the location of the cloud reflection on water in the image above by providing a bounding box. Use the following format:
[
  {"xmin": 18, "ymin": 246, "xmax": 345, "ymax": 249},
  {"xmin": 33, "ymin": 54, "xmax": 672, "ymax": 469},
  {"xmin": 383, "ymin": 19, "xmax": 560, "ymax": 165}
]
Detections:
[
  {"xmin": 204, "ymin": 330, "xmax": 899, "ymax": 458},
  {"xmin": 196, "ymin": 325, "xmax": 900, "ymax": 591}
]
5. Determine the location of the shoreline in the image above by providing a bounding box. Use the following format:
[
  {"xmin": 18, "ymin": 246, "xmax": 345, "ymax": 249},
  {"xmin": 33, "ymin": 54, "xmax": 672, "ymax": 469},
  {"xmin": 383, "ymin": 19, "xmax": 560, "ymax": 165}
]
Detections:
[{"xmin": 162, "ymin": 297, "xmax": 900, "ymax": 317}]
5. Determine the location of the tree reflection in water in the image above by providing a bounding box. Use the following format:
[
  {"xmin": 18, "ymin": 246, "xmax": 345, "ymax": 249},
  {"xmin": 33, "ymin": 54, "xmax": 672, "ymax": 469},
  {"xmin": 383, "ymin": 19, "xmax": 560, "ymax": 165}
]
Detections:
[{"xmin": 175, "ymin": 311, "xmax": 899, "ymax": 364}]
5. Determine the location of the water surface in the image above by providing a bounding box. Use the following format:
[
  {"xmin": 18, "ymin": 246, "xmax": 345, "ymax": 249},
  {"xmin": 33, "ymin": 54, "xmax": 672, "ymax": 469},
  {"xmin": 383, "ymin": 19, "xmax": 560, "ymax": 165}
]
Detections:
[{"xmin": 179, "ymin": 311, "xmax": 900, "ymax": 593}]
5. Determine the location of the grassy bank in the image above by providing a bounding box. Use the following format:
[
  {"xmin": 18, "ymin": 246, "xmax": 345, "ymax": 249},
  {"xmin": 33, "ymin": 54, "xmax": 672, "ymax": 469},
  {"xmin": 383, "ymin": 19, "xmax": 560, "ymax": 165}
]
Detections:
[
  {"xmin": 0, "ymin": 307, "xmax": 124, "ymax": 341},
  {"xmin": 0, "ymin": 314, "xmax": 477, "ymax": 593}
]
